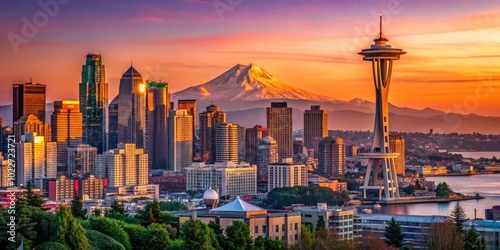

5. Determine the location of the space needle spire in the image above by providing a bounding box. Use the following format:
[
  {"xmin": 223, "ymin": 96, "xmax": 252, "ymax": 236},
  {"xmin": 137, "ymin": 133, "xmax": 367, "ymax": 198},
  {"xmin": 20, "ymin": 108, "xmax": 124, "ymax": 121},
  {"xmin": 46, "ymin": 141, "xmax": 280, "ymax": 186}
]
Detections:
[{"xmin": 358, "ymin": 13, "xmax": 406, "ymax": 201}]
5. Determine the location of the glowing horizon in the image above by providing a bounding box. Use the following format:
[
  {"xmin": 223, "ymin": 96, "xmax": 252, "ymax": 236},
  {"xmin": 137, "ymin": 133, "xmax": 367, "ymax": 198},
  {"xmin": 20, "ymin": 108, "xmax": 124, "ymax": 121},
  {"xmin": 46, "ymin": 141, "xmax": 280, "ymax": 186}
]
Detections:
[{"xmin": 0, "ymin": 0, "xmax": 499, "ymax": 116}]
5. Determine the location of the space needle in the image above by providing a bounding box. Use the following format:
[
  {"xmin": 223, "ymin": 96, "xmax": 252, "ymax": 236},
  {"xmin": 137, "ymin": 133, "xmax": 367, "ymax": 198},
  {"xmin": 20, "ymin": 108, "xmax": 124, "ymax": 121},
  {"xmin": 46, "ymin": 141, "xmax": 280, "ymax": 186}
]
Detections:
[{"xmin": 359, "ymin": 13, "xmax": 406, "ymax": 201}]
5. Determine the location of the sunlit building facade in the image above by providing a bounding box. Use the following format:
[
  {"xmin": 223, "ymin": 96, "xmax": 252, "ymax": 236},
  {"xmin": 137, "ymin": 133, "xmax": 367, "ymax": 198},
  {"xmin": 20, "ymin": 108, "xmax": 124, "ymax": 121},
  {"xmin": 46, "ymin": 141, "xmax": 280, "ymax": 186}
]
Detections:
[
  {"xmin": 147, "ymin": 82, "xmax": 170, "ymax": 169},
  {"xmin": 267, "ymin": 102, "xmax": 293, "ymax": 161},
  {"xmin": 51, "ymin": 101, "xmax": 82, "ymax": 172},
  {"xmin": 304, "ymin": 105, "xmax": 328, "ymax": 158},
  {"xmin": 199, "ymin": 104, "xmax": 226, "ymax": 163},
  {"xmin": 168, "ymin": 109, "xmax": 193, "ymax": 172},
  {"xmin": 13, "ymin": 81, "xmax": 46, "ymax": 123}
]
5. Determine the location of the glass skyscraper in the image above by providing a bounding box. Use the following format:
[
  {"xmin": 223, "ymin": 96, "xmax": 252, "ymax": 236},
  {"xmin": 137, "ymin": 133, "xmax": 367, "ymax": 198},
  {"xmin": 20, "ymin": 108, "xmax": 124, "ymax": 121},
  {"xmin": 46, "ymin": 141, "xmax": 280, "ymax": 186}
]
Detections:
[
  {"xmin": 79, "ymin": 54, "xmax": 108, "ymax": 153},
  {"xmin": 118, "ymin": 66, "xmax": 146, "ymax": 149}
]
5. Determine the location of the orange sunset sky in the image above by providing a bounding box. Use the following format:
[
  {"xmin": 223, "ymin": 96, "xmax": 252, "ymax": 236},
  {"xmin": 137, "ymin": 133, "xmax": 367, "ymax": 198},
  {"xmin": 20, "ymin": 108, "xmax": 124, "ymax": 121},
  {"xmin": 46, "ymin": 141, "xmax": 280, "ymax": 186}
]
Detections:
[{"xmin": 0, "ymin": 0, "xmax": 499, "ymax": 116}]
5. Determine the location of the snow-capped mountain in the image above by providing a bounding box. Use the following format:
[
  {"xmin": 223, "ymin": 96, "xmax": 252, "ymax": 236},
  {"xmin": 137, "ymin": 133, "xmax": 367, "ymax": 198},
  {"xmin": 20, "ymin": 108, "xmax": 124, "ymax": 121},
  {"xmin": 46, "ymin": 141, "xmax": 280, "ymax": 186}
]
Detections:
[{"xmin": 172, "ymin": 63, "xmax": 338, "ymax": 102}]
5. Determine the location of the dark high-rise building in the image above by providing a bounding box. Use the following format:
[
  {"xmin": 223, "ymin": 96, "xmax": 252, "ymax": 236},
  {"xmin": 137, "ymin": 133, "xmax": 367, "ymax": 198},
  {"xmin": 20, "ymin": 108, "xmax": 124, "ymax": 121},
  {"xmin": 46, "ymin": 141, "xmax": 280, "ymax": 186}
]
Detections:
[
  {"xmin": 13, "ymin": 81, "xmax": 46, "ymax": 123},
  {"xmin": 318, "ymin": 136, "xmax": 346, "ymax": 178},
  {"xmin": 51, "ymin": 101, "xmax": 82, "ymax": 172},
  {"xmin": 199, "ymin": 104, "xmax": 226, "ymax": 163},
  {"xmin": 267, "ymin": 102, "xmax": 292, "ymax": 161},
  {"xmin": 108, "ymin": 96, "xmax": 119, "ymax": 150},
  {"xmin": 293, "ymin": 140, "xmax": 304, "ymax": 156},
  {"xmin": 146, "ymin": 82, "xmax": 170, "ymax": 169},
  {"xmin": 118, "ymin": 66, "xmax": 146, "ymax": 149},
  {"xmin": 178, "ymin": 99, "xmax": 197, "ymax": 156},
  {"xmin": 304, "ymin": 105, "xmax": 328, "ymax": 158},
  {"xmin": 256, "ymin": 136, "xmax": 278, "ymax": 180},
  {"xmin": 245, "ymin": 125, "xmax": 269, "ymax": 164},
  {"xmin": 79, "ymin": 54, "xmax": 108, "ymax": 153}
]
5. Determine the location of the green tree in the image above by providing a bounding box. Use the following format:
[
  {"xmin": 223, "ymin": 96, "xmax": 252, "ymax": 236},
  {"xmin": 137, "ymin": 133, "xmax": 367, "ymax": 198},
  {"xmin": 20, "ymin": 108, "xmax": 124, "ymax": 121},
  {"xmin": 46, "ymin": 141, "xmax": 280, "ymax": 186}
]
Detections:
[
  {"xmin": 31, "ymin": 207, "xmax": 55, "ymax": 246},
  {"xmin": 119, "ymin": 222, "xmax": 147, "ymax": 249},
  {"xmin": 93, "ymin": 208, "xmax": 102, "ymax": 217},
  {"xmin": 450, "ymin": 202, "xmax": 467, "ymax": 233},
  {"xmin": 86, "ymin": 229, "xmax": 126, "ymax": 250},
  {"xmin": 384, "ymin": 217, "xmax": 404, "ymax": 248},
  {"xmin": 90, "ymin": 217, "xmax": 132, "ymax": 250},
  {"xmin": 143, "ymin": 223, "xmax": 171, "ymax": 250},
  {"xmin": 159, "ymin": 201, "xmax": 189, "ymax": 211},
  {"xmin": 0, "ymin": 197, "xmax": 37, "ymax": 250},
  {"xmin": 151, "ymin": 199, "xmax": 161, "ymax": 220},
  {"xmin": 255, "ymin": 236, "xmax": 284, "ymax": 250},
  {"xmin": 108, "ymin": 200, "xmax": 126, "ymax": 215},
  {"xmin": 464, "ymin": 225, "xmax": 485, "ymax": 250},
  {"xmin": 225, "ymin": 220, "xmax": 254, "ymax": 250},
  {"xmin": 35, "ymin": 242, "xmax": 70, "ymax": 250},
  {"xmin": 435, "ymin": 182, "xmax": 453, "ymax": 198},
  {"xmin": 166, "ymin": 239, "xmax": 185, "ymax": 250},
  {"xmin": 405, "ymin": 184, "xmax": 416, "ymax": 195},
  {"xmin": 180, "ymin": 219, "xmax": 219, "ymax": 250},
  {"xmin": 294, "ymin": 224, "xmax": 314, "ymax": 250},
  {"xmin": 208, "ymin": 221, "xmax": 227, "ymax": 249},
  {"xmin": 71, "ymin": 192, "xmax": 86, "ymax": 219},
  {"xmin": 51, "ymin": 205, "xmax": 91, "ymax": 250},
  {"xmin": 26, "ymin": 181, "xmax": 44, "ymax": 208}
]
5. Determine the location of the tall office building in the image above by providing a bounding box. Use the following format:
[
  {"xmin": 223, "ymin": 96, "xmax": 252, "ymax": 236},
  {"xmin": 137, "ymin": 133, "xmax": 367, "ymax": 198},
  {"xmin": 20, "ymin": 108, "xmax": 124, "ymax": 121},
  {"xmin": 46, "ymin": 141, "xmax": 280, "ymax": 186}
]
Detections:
[
  {"xmin": 267, "ymin": 102, "xmax": 293, "ymax": 161},
  {"xmin": 215, "ymin": 123, "xmax": 239, "ymax": 163},
  {"xmin": 199, "ymin": 104, "xmax": 226, "ymax": 163},
  {"xmin": 318, "ymin": 137, "xmax": 346, "ymax": 178},
  {"xmin": 245, "ymin": 125, "xmax": 268, "ymax": 164},
  {"xmin": 108, "ymin": 96, "xmax": 119, "ymax": 150},
  {"xmin": 168, "ymin": 110, "xmax": 193, "ymax": 172},
  {"xmin": 178, "ymin": 99, "xmax": 196, "ymax": 156},
  {"xmin": 51, "ymin": 101, "xmax": 82, "ymax": 172},
  {"xmin": 237, "ymin": 125, "xmax": 246, "ymax": 163},
  {"xmin": 147, "ymin": 82, "xmax": 170, "ymax": 169},
  {"xmin": 389, "ymin": 135, "xmax": 405, "ymax": 175},
  {"xmin": 1, "ymin": 127, "xmax": 13, "ymax": 157},
  {"xmin": 304, "ymin": 105, "xmax": 328, "ymax": 158},
  {"xmin": 80, "ymin": 53, "xmax": 108, "ymax": 153},
  {"xmin": 94, "ymin": 143, "xmax": 147, "ymax": 187},
  {"xmin": 268, "ymin": 160, "xmax": 308, "ymax": 191},
  {"xmin": 118, "ymin": 66, "xmax": 146, "ymax": 149},
  {"xmin": 256, "ymin": 136, "xmax": 278, "ymax": 180},
  {"xmin": 0, "ymin": 156, "xmax": 10, "ymax": 187},
  {"xmin": 13, "ymin": 81, "xmax": 46, "ymax": 123},
  {"xmin": 13, "ymin": 114, "xmax": 51, "ymax": 142},
  {"xmin": 15, "ymin": 132, "xmax": 57, "ymax": 188},
  {"xmin": 68, "ymin": 144, "xmax": 97, "ymax": 175}
]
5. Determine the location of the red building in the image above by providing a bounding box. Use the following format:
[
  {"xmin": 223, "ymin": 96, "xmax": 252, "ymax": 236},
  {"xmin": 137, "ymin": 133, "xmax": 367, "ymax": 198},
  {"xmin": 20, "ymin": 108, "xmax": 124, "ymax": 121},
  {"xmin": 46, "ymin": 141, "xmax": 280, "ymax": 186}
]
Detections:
[{"xmin": 149, "ymin": 174, "xmax": 186, "ymax": 193}]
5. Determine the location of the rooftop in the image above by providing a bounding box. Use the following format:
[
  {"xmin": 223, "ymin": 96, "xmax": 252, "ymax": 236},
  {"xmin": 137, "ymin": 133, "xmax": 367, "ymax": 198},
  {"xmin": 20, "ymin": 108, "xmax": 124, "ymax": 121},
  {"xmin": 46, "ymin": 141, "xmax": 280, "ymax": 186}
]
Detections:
[{"xmin": 210, "ymin": 196, "xmax": 265, "ymax": 213}]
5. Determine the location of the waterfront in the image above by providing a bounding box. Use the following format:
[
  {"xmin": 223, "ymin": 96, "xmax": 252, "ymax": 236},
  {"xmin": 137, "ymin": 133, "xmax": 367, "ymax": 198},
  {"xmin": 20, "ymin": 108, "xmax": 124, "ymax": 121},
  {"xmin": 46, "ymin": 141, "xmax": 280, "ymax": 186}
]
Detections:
[
  {"xmin": 364, "ymin": 174, "xmax": 500, "ymax": 218},
  {"xmin": 449, "ymin": 151, "xmax": 500, "ymax": 159}
]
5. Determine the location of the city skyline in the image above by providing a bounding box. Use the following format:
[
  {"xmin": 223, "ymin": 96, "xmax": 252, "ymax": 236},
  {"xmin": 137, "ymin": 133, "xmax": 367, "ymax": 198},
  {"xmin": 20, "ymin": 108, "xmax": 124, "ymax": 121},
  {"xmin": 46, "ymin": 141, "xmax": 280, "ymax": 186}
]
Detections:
[{"xmin": 1, "ymin": 0, "xmax": 499, "ymax": 116}]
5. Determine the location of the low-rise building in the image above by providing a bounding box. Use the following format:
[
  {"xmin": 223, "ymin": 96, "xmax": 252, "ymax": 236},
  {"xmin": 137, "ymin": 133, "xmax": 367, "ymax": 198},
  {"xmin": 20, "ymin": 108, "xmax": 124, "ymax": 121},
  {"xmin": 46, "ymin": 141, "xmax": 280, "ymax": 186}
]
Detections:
[
  {"xmin": 106, "ymin": 184, "xmax": 159, "ymax": 200},
  {"xmin": 407, "ymin": 166, "xmax": 448, "ymax": 176},
  {"xmin": 185, "ymin": 161, "xmax": 256, "ymax": 196},
  {"xmin": 465, "ymin": 220, "xmax": 500, "ymax": 250},
  {"xmin": 361, "ymin": 214, "xmax": 450, "ymax": 247},
  {"xmin": 178, "ymin": 195, "xmax": 301, "ymax": 246},
  {"xmin": 486, "ymin": 205, "xmax": 500, "ymax": 221},
  {"xmin": 318, "ymin": 180, "xmax": 348, "ymax": 192},
  {"xmin": 268, "ymin": 159, "xmax": 308, "ymax": 191},
  {"xmin": 294, "ymin": 203, "xmax": 361, "ymax": 240}
]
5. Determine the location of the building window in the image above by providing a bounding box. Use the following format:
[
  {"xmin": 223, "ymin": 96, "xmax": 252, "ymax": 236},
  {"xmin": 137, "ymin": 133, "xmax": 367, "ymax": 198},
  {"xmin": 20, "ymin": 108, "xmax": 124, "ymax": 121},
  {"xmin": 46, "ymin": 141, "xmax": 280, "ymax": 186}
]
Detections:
[
  {"xmin": 276, "ymin": 225, "xmax": 279, "ymax": 233},
  {"xmin": 295, "ymin": 223, "xmax": 298, "ymax": 230},
  {"xmin": 282, "ymin": 224, "xmax": 285, "ymax": 232},
  {"xmin": 263, "ymin": 225, "xmax": 267, "ymax": 233},
  {"xmin": 255, "ymin": 226, "xmax": 258, "ymax": 234}
]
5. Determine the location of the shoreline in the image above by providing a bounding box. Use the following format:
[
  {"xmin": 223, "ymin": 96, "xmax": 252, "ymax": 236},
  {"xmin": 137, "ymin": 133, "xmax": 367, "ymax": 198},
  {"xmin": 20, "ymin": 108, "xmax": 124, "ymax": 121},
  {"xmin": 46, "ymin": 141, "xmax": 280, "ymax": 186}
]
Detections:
[
  {"xmin": 425, "ymin": 172, "xmax": 497, "ymax": 177},
  {"xmin": 359, "ymin": 195, "xmax": 484, "ymax": 205}
]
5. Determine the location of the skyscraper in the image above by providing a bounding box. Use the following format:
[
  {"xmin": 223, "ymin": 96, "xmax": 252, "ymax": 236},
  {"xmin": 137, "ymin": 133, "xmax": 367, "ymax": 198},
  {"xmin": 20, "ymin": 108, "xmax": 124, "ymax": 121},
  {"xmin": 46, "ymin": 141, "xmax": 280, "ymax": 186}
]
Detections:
[
  {"xmin": 13, "ymin": 81, "xmax": 46, "ymax": 123},
  {"xmin": 94, "ymin": 143, "xmax": 148, "ymax": 187},
  {"xmin": 389, "ymin": 135, "xmax": 405, "ymax": 175},
  {"xmin": 67, "ymin": 144, "xmax": 97, "ymax": 175},
  {"xmin": 215, "ymin": 123, "xmax": 239, "ymax": 163},
  {"xmin": 118, "ymin": 66, "xmax": 146, "ymax": 149},
  {"xmin": 147, "ymin": 82, "xmax": 170, "ymax": 169},
  {"xmin": 51, "ymin": 101, "xmax": 82, "ymax": 172},
  {"xmin": 358, "ymin": 14, "xmax": 406, "ymax": 201},
  {"xmin": 15, "ymin": 132, "xmax": 56, "ymax": 188},
  {"xmin": 237, "ymin": 125, "xmax": 246, "ymax": 163},
  {"xmin": 199, "ymin": 104, "xmax": 226, "ymax": 163},
  {"xmin": 80, "ymin": 53, "xmax": 108, "ymax": 153},
  {"xmin": 245, "ymin": 125, "xmax": 269, "ymax": 164},
  {"xmin": 108, "ymin": 96, "xmax": 119, "ymax": 150},
  {"xmin": 178, "ymin": 99, "xmax": 197, "ymax": 156},
  {"xmin": 1, "ymin": 127, "xmax": 13, "ymax": 158},
  {"xmin": 304, "ymin": 105, "xmax": 328, "ymax": 158},
  {"xmin": 13, "ymin": 114, "xmax": 51, "ymax": 142},
  {"xmin": 318, "ymin": 136, "xmax": 346, "ymax": 178},
  {"xmin": 168, "ymin": 109, "xmax": 193, "ymax": 172},
  {"xmin": 267, "ymin": 102, "xmax": 292, "ymax": 161},
  {"xmin": 256, "ymin": 135, "xmax": 278, "ymax": 180}
]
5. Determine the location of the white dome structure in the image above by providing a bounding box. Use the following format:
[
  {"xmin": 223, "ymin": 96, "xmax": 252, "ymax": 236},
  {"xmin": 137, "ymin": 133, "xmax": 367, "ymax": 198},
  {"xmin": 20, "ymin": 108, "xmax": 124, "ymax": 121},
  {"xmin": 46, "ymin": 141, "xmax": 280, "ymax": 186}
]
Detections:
[{"xmin": 203, "ymin": 188, "xmax": 219, "ymax": 209}]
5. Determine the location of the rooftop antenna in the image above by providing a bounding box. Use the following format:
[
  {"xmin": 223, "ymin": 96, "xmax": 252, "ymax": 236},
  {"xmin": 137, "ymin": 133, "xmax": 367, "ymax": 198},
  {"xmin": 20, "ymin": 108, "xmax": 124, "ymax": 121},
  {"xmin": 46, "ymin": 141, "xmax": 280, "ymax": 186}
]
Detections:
[
  {"xmin": 379, "ymin": 12, "xmax": 383, "ymax": 39},
  {"xmin": 29, "ymin": 76, "xmax": 32, "ymax": 83},
  {"xmin": 160, "ymin": 74, "xmax": 163, "ymax": 83}
]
